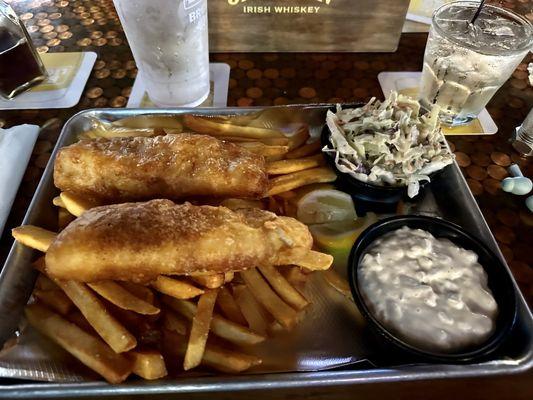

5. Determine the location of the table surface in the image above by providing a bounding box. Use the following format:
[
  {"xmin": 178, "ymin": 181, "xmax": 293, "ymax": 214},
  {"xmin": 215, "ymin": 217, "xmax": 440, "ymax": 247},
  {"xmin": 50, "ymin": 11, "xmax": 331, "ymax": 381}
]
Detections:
[{"xmin": 0, "ymin": 0, "xmax": 531, "ymax": 398}]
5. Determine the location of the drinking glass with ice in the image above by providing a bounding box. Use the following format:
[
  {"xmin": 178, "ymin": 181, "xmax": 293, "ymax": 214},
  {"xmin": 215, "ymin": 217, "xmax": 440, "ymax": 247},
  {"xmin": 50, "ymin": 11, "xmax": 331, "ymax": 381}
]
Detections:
[{"xmin": 419, "ymin": 1, "xmax": 532, "ymax": 126}]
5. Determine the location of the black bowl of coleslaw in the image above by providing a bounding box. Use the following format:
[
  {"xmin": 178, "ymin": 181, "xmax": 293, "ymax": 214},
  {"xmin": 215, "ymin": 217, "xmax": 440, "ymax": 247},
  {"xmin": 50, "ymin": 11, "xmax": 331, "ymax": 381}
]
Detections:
[
  {"xmin": 321, "ymin": 124, "xmax": 444, "ymax": 207},
  {"xmin": 320, "ymin": 98, "xmax": 453, "ymax": 211}
]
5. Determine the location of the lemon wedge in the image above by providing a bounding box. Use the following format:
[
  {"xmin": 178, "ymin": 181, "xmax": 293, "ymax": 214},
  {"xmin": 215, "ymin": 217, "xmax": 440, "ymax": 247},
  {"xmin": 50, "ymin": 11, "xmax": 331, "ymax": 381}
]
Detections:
[
  {"xmin": 309, "ymin": 214, "xmax": 378, "ymax": 268},
  {"xmin": 296, "ymin": 189, "xmax": 357, "ymax": 225}
]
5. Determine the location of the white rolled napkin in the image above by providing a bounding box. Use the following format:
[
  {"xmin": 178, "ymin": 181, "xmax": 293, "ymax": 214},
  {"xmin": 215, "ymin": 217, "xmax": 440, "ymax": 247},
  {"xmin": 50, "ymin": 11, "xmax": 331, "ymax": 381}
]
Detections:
[{"xmin": 0, "ymin": 124, "xmax": 40, "ymax": 237}]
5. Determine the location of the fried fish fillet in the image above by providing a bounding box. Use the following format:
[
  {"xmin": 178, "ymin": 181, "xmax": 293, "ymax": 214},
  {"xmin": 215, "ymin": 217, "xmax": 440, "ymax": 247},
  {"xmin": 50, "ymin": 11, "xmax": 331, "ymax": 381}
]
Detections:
[
  {"xmin": 45, "ymin": 200, "xmax": 314, "ymax": 283},
  {"xmin": 54, "ymin": 133, "xmax": 268, "ymax": 202}
]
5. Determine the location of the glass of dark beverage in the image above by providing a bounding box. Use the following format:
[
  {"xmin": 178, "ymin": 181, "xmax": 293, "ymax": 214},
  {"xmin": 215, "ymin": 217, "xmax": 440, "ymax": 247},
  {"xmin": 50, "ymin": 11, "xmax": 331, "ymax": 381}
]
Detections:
[{"xmin": 0, "ymin": 1, "xmax": 47, "ymax": 99}]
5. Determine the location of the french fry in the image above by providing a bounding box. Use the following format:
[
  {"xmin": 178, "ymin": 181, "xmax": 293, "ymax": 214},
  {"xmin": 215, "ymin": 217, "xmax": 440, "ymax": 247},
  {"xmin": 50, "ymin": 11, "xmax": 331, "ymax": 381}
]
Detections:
[
  {"xmin": 224, "ymin": 272, "xmax": 235, "ymax": 283},
  {"xmin": 152, "ymin": 276, "xmax": 204, "ymax": 299},
  {"xmin": 129, "ymin": 350, "xmax": 168, "ymax": 380},
  {"xmin": 282, "ymin": 266, "xmax": 308, "ymax": 286},
  {"xmin": 25, "ymin": 303, "xmax": 132, "ymax": 384},
  {"xmin": 184, "ymin": 289, "xmax": 218, "ymax": 370},
  {"xmin": 60, "ymin": 192, "xmax": 99, "ymax": 217},
  {"xmin": 162, "ymin": 296, "xmax": 265, "ymax": 346},
  {"xmin": 268, "ymin": 320, "xmax": 286, "ymax": 335},
  {"xmin": 202, "ymin": 342, "xmax": 262, "ymax": 372},
  {"xmin": 232, "ymin": 284, "xmax": 269, "ymax": 335},
  {"xmin": 88, "ymin": 281, "xmax": 160, "ymax": 315},
  {"xmin": 113, "ymin": 115, "xmax": 183, "ymax": 130},
  {"xmin": 323, "ymin": 269, "xmax": 353, "ymax": 300},
  {"xmin": 33, "ymin": 289, "xmax": 74, "ymax": 315},
  {"xmin": 58, "ymin": 208, "xmax": 75, "ymax": 230},
  {"xmin": 67, "ymin": 309, "xmax": 97, "ymax": 335},
  {"xmin": 12, "ymin": 225, "xmax": 56, "ymax": 252},
  {"xmin": 52, "ymin": 196, "xmax": 65, "ymax": 208},
  {"xmin": 267, "ymin": 167, "xmax": 337, "ymax": 196},
  {"xmin": 241, "ymin": 269, "xmax": 298, "ymax": 329},
  {"xmin": 190, "ymin": 274, "xmax": 224, "ymax": 289},
  {"xmin": 258, "ymin": 265, "xmax": 309, "ymax": 310},
  {"xmin": 218, "ymin": 136, "xmax": 290, "ymax": 146},
  {"xmin": 279, "ymin": 250, "xmax": 333, "ymax": 271},
  {"xmin": 287, "ymin": 126, "xmax": 310, "ymax": 150},
  {"xmin": 57, "ymin": 280, "xmax": 137, "ymax": 353},
  {"xmin": 183, "ymin": 114, "xmax": 284, "ymax": 139},
  {"xmin": 237, "ymin": 142, "xmax": 289, "ymax": 157},
  {"xmin": 266, "ymin": 154, "xmax": 324, "ymax": 175},
  {"xmin": 35, "ymin": 273, "xmax": 58, "ymax": 291},
  {"xmin": 162, "ymin": 309, "xmax": 188, "ymax": 335},
  {"xmin": 217, "ymin": 286, "xmax": 247, "ymax": 326},
  {"xmin": 163, "ymin": 331, "xmax": 260, "ymax": 373},
  {"xmin": 286, "ymin": 140, "xmax": 322, "ymax": 159},
  {"xmin": 219, "ymin": 198, "xmax": 265, "ymax": 210},
  {"xmin": 276, "ymin": 190, "xmax": 297, "ymax": 200},
  {"xmin": 82, "ymin": 128, "xmax": 163, "ymax": 139},
  {"xmin": 32, "ymin": 256, "xmax": 46, "ymax": 273},
  {"xmin": 119, "ymin": 282, "xmax": 155, "ymax": 305}
]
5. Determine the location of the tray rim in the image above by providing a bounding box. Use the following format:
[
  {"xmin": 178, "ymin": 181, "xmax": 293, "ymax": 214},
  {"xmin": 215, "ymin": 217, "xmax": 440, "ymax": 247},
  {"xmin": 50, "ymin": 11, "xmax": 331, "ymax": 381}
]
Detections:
[{"xmin": 0, "ymin": 105, "xmax": 531, "ymax": 398}]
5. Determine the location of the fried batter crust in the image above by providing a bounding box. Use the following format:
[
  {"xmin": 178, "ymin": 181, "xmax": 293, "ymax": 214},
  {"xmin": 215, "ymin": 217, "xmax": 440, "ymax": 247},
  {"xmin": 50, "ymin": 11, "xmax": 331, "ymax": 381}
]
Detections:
[
  {"xmin": 54, "ymin": 133, "xmax": 268, "ymax": 202},
  {"xmin": 45, "ymin": 200, "xmax": 313, "ymax": 283}
]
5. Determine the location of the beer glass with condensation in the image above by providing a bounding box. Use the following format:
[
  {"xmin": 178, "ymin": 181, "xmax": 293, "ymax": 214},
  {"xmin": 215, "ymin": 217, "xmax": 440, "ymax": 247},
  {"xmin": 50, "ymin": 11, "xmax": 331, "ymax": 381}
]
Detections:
[
  {"xmin": 112, "ymin": 0, "xmax": 210, "ymax": 107},
  {"xmin": 419, "ymin": 1, "xmax": 532, "ymax": 126}
]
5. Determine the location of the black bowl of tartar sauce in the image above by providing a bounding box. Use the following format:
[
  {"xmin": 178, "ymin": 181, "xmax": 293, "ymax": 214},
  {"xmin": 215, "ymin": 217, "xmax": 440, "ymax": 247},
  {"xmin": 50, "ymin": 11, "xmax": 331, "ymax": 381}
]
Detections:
[{"xmin": 348, "ymin": 215, "xmax": 517, "ymax": 363}]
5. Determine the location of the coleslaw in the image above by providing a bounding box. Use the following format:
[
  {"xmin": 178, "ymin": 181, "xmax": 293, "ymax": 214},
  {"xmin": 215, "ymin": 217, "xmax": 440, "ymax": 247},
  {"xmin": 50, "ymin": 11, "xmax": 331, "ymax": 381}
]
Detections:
[{"xmin": 323, "ymin": 92, "xmax": 454, "ymax": 198}]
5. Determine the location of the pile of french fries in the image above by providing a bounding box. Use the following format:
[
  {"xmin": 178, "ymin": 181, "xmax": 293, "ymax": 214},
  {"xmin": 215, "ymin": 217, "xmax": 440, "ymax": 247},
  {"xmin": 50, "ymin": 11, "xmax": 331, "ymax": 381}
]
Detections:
[{"xmin": 11, "ymin": 114, "xmax": 344, "ymax": 384}]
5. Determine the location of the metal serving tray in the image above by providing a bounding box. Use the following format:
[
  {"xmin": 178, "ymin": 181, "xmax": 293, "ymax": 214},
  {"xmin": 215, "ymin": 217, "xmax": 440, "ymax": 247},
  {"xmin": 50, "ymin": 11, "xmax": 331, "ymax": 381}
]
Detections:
[{"xmin": 0, "ymin": 106, "xmax": 531, "ymax": 398}]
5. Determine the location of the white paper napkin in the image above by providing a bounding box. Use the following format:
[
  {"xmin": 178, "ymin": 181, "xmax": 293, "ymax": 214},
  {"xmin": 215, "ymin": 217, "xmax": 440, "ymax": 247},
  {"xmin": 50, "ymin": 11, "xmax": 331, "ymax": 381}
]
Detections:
[{"xmin": 0, "ymin": 125, "xmax": 40, "ymax": 237}]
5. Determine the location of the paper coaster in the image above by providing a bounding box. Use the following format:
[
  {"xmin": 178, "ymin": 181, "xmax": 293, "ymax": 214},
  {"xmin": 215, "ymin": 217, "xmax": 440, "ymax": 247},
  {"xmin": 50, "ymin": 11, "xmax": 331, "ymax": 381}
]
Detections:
[
  {"xmin": 0, "ymin": 52, "xmax": 97, "ymax": 110},
  {"xmin": 378, "ymin": 71, "xmax": 498, "ymax": 135},
  {"xmin": 127, "ymin": 63, "xmax": 230, "ymax": 108},
  {"xmin": 406, "ymin": 0, "xmax": 453, "ymax": 25}
]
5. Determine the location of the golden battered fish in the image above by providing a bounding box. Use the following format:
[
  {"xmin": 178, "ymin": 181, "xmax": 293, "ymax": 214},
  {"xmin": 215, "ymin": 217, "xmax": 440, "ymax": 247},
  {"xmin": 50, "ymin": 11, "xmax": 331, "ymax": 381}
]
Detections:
[
  {"xmin": 45, "ymin": 200, "xmax": 317, "ymax": 283},
  {"xmin": 54, "ymin": 133, "xmax": 268, "ymax": 202}
]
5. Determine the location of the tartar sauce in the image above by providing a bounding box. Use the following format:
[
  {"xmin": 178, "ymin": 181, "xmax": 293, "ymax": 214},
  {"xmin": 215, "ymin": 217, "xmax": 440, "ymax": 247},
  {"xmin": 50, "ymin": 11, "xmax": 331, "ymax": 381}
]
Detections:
[{"xmin": 358, "ymin": 226, "xmax": 498, "ymax": 352}]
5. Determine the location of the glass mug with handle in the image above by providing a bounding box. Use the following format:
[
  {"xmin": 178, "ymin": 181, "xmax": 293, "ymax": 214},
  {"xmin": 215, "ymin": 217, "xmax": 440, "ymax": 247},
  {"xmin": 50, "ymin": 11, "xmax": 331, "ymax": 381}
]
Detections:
[
  {"xmin": 112, "ymin": 0, "xmax": 210, "ymax": 107},
  {"xmin": 0, "ymin": 0, "xmax": 47, "ymax": 99}
]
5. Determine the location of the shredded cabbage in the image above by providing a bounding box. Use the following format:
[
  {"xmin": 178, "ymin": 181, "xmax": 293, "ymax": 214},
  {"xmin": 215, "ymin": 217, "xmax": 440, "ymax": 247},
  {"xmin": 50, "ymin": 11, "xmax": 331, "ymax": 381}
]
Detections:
[{"xmin": 323, "ymin": 91, "xmax": 454, "ymax": 198}]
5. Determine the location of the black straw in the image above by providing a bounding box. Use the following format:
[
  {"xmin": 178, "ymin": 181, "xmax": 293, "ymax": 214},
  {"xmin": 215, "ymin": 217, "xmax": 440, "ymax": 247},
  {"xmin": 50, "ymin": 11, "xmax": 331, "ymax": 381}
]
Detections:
[{"xmin": 470, "ymin": 0, "xmax": 486, "ymax": 24}]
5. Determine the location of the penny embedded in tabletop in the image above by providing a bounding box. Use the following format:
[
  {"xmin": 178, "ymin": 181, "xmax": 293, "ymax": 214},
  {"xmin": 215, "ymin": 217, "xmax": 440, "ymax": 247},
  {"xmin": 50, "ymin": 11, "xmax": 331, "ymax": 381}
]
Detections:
[
  {"xmin": 110, "ymin": 96, "xmax": 127, "ymax": 108},
  {"xmin": 57, "ymin": 31, "xmax": 72, "ymax": 40},
  {"xmin": 498, "ymin": 244, "xmax": 514, "ymax": 263},
  {"xmin": 509, "ymin": 97, "xmax": 525, "ymax": 109},
  {"xmin": 42, "ymin": 31, "xmax": 57, "ymax": 40},
  {"xmin": 493, "ymin": 225, "xmax": 516, "ymax": 245},
  {"xmin": 111, "ymin": 70, "xmax": 127, "ymax": 79},
  {"xmin": 491, "ymin": 152, "xmax": 511, "ymax": 167},
  {"xmin": 86, "ymin": 87, "xmax": 103, "ymax": 99},
  {"xmin": 95, "ymin": 69, "xmax": 111, "ymax": 79},
  {"xmin": 509, "ymin": 261, "xmax": 532, "ymax": 285},
  {"xmin": 93, "ymin": 60, "xmax": 106, "ymax": 70},
  {"xmin": 466, "ymin": 178, "xmax": 484, "ymax": 196},
  {"xmin": 483, "ymin": 178, "xmax": 501, "ymax": 195},
  {"xmin": 299, "ymin": 87, "xmax": 316, "ymax": 99},
  {"xmin": 46, "ymin": 38, "xmax": 60, "ymax": 47},
  {"xmin": 497, "ymin": 209, "xmax": 520, "ymax": 227},
  {"xmin": 255, "ymin": 78, "xmax": 272, "ymax": 89},
  {"xmin": 92, "ymin": 38, "xmax": 107, "ymax": 46},
  {"xmin": 487, "ymin": 164, "xmax": 508, "ymax": 181},
  {"xmin": 471, "ymin": 153, "xmax": 491, "ymax": 167},
  {"xmin": 76, "ymin": 38, "xmax": 91, "ymax": 47}
]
